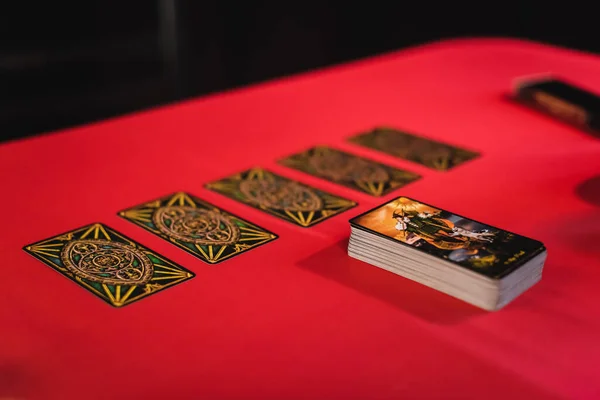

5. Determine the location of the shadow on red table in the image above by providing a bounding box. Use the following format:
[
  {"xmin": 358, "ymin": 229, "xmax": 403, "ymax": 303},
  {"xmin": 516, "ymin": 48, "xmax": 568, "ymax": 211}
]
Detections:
[
  {"xmin": 0, "ymin": 362, "xmax": 38, "ymax": 400},
  {"xmin": 297, "ymin": 239, "xmax": 485, "ymax": 325},
  {"xmin": 543, "ymin": 208, "xmax": 600, "ymax": 258},
  {"xmin": 576, "ymin": 175, "xmax": 600, "ymax": 207}
]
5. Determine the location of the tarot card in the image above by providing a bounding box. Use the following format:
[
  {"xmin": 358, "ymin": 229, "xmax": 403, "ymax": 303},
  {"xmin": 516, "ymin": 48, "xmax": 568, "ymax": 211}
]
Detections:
[
  {"xmin": 350, "ymin": 197, "xmax": 545, "ymax": 278},
  {"xmin": 206, "ymin": 167, "xmax": 357, "ymax": 227},
  {"xmin": 119, "ymin": 192, "xmax": 277, "ymax": 264},
  {"xmin": 23, "ymin": 223, "xmax": 195, "ymax": 307},
  {"xmin": 348, "ymin": 127, "xmax": 479, "ymax": 171},
  {"xmin": 278, "ymin": 145, "xmax": 420, "ymax": 196}
]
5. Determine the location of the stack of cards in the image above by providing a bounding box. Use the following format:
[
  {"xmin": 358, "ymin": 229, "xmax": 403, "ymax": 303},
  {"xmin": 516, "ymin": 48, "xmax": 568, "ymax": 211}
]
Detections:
[
  {"xmin": 348, "ymin": 197, "xmax": 547, "ymax": 311},
  {"xmin": 513, "ymin": 76, "xmax": 600, "ymax": 136}
]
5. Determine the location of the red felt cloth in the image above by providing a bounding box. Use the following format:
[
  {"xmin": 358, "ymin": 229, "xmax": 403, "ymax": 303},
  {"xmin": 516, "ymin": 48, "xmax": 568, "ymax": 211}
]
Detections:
[{"xmin": 1, "ymin": 38, "xmax": 599, "ymax": 399}]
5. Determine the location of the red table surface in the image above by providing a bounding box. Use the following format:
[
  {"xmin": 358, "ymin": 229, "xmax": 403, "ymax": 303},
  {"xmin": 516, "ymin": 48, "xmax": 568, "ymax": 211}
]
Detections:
[{"xmin": 1, "ymin": 38, "xmax": 600, "ymax": 400}]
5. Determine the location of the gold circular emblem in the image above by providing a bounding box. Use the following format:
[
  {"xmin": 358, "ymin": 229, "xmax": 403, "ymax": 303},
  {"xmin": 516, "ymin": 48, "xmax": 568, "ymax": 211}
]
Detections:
[
  {"xmin": 61, "ymin": 240, "xmax": 153, "ymax": 285},
  {"xmin": 239, "ymin": 179, "xmax": 322, "ymax": 211},
  {"xmin": 153, "ymin": 206, "xmax": 240, "ymax": 245},
  {"xmin": 308, "ymin": 151, "xmax": 389, "ymax": 182}
]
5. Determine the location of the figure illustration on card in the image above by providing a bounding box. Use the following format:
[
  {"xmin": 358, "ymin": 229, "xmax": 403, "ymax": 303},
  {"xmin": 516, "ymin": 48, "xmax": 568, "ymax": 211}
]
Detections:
[{"xmin": 391, "ymin": 198, "xmax": 496, "ymax": 251}]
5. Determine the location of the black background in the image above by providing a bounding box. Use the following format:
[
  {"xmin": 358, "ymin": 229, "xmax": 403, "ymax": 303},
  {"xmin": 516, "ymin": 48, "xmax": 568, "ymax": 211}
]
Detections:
[{"xmin": 1, "ymin": 2, "xmax": 597, "ymax": 142}]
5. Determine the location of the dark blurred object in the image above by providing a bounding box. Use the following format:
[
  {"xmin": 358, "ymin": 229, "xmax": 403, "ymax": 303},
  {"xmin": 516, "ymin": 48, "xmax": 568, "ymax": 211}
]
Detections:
[
  {"xmin": 0, "ymin": 2, "xmax": 598, "ymax": 142},
  {"xmin": 514, "ymin": 77, "xmax": 600, "ymax": 136}
]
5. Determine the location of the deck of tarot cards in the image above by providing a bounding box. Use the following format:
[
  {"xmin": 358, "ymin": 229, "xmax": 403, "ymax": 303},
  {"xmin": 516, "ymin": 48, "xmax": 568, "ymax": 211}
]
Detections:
[{"xmin": 348, "ymin": 197, "xmax": 547, "ymax": 311}]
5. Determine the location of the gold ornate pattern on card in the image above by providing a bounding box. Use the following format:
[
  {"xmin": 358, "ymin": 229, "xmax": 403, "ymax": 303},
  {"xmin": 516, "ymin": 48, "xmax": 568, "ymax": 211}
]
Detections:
[
  {"xmin": 24, "ymin": 223, "xmax": 194, "ymax": 307},
  {"xmin": 206, "ymin": 168, "xmax": 357, "ymax": 227},
  {"xmin": 278, "ymin": 146, "xmax": 420, "ymax": 196},
  {"xmin": 119, "ymin": 192, "xmax": 277, "ymax": 264},
  {"xmin": 348, "ymin": 127, "xmax": 479, "ymax": 171}
]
